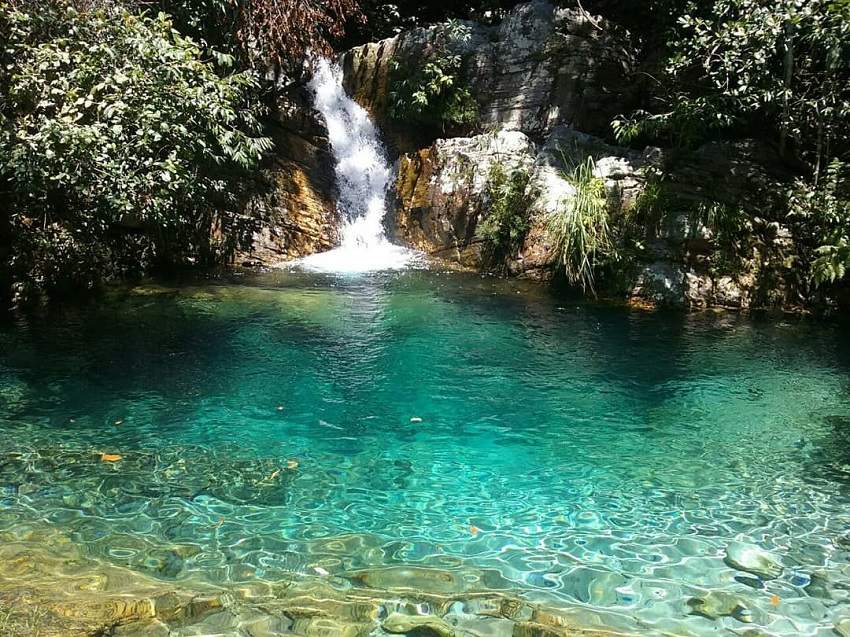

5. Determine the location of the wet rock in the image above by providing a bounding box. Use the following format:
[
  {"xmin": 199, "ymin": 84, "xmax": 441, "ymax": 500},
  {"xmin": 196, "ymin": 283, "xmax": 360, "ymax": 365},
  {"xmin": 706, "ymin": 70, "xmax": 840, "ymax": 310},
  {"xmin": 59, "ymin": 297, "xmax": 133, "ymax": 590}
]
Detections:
[
  {"xmin": 804, "ymin": 571, "xmax": 832, "ymax": 599},
  {"xmin": 724, "ymin": 542, "xmax": 783, "ymax": 580},
  {"xmin": 835, "ymin": 532, "xmax": 850, "ymax": 550},
  {"xmin": 512, "ymin": 621, "xmax": 563, "ymax": 637},
  {"xmin": 241, "ymin": 614, "xmax": 295, "ymax": 637},
  {"xmin": 54, "ymin": 597, "xmax": 155, "ymax": 623},
  {"xmin": 631, "ymin": 262, "xmax": 685, "ymax": 307},
  {"xmin": 835, "ymin": 617, "xmax": 850, "ymax": 637},
  {"xmin": 239, "ymin": 89, "xmax": 339, "ymax": 267},
  {"xmin": 499, "ymin": 598, "xmax": 534, "ymax": 621},
  {"xmin": 153, "ymin": 592, "xmax": 224, "ymax": 624},
  {"xmin": 687, "ymin": 591, "xmax": 752, "ymax": 624},
  {"xmin": 289, "ymin": 615, "xmax": 373, "ymax": 637},
  {"xmin": 382, "ymin": 611, "xmax": 455, "ymax": 637},
  {"xmin": 348, "ymin": 566, "xmax": 472, "ymax": 594},
  {"xmin": 733, "ymin": 575, "xmax": 765, "ymax": 590},
  {"xmin": 444, "ymin": 611, "xmax": 514, "ymax": 637}
]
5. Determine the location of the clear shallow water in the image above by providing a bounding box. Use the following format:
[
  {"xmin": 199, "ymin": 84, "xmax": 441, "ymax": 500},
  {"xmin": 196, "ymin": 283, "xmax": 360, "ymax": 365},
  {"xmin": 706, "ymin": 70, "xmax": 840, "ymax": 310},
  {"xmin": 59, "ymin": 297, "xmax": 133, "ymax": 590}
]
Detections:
[{"xmin": 2, "ymin": 270, "xmax": 850, "ymax": 635}]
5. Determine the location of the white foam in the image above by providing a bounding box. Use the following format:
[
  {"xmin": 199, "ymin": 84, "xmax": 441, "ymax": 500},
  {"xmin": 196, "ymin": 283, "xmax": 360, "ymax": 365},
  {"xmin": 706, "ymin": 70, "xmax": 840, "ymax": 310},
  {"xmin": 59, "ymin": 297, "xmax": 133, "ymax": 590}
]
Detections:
[{"xmin": 293, "ymin": 58, "xmax": 423, "ymax": 274}]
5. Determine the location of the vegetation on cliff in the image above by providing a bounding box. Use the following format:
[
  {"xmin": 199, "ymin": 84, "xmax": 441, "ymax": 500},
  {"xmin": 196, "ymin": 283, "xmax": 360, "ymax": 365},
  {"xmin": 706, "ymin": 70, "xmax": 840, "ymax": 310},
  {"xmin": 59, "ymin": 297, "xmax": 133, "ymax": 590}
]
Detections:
[
  {"xmin": 388, "ymin": 20, "xmax": 479, "ymax": 134},
  {"xmin": 476, "ymin": 162, "xmax": 536, "ymax": 265},
  {"xmin": 613, "ymin": 0, "xmax": 850, "ymax": 294},
  {"xmin": 0, "ymin": 0, "xmax": 355, "ymax": 307}
]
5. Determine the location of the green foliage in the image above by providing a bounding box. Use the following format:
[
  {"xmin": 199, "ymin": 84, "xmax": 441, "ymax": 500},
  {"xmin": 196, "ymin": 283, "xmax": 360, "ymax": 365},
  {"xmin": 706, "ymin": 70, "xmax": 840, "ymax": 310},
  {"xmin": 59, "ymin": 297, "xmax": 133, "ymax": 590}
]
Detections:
[
  {"xmin": 389, "ymin": 54, "xmax": 478, "ymax": 130},
  {"xmin": 389, "ymin": 21, "xmax": 479, "ymax": 131},
  {"xmin": 0, "ymin": 1, "xmax": 272, "ymax": 303},
  {"xmin": 476, "ymin": 162, "xmax": 535, "ymax": 259},
  {"xmin": 788, "ymin": 159, "xmax": 850, "ymax": 286},
  {"xmin": 813, "ymin": 238, "xmax": 850, "ymax": 285},
  {"xmin": 633, "ymin": 172, "xmax": 748, "ymax": 247},
  {"xmin": 546, "ymin": 156, "xmax": 615, "ymax": 293},
  {"xmin": 614, "ymin": 0, "xmax": 850, "ymax": 172},
  {"xmin": 691, "ymin": 201, "xmax": 748, "ymax": 240},
  {"xmin": 612, "ymin": 99, "xmax": 732, "ymax": 148},
  {"xmin": 632, "ymin": 176, "xmax": 675, "ymax": 223}
]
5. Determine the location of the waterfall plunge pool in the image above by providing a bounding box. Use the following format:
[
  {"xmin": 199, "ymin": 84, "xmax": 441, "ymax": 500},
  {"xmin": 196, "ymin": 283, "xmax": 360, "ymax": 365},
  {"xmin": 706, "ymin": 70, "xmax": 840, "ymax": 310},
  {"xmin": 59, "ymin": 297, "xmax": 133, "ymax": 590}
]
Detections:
[{"xmin": 1, "ymin": 269, "xmax": 850, "ymax": 636}]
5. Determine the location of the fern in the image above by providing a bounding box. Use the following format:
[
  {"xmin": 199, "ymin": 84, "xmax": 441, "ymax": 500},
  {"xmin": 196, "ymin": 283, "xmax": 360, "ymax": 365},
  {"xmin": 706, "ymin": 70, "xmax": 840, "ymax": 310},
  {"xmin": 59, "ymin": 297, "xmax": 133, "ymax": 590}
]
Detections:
[
  {"xmin": 388, "ymin": 54, "xmax": 478, "ymax": 130},
  {"xmin": 789, "ymin": 159, "xmax": 850, "ymax": 288}
]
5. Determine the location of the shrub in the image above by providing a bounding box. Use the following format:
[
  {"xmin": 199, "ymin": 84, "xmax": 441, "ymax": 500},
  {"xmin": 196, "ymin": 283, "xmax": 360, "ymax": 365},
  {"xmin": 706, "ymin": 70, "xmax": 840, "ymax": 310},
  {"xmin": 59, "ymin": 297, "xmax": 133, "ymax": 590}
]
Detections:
[
  {"xmin": 0, "ymin": 2, "xmax": 272, "ymax": 304},
  {"xmin": 476, "ymin": 162, "xmax": 535, "ymax": 260},
  {"xmin": 389, "ymin": 54, "xmax": 478, "ymax": 131},
  {"xmin": 388, "ymin": 20, "xmax": 478, "ymax": 131},
  {"xmin": 788, "ymin": 159, "xmax": 850, "ymax": 287},
  {"xmin": 546, "ymin": 156, "xmax": 614, "ymax": 293}
]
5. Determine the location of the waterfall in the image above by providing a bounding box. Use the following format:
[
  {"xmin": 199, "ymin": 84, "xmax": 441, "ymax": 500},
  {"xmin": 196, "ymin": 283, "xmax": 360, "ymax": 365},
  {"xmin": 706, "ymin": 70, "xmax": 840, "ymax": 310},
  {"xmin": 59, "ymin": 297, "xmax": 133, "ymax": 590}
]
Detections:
[{"xmin": 296, "ymin": 58, "xmax": 420, "ymax": 273}]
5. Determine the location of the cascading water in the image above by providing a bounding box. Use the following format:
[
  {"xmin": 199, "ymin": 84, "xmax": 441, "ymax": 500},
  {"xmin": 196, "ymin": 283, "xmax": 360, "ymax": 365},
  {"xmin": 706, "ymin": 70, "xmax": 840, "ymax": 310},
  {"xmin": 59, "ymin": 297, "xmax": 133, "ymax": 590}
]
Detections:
[{"xmin": 296, "ymin": 58, "xmax": 421, "ymax": 273}]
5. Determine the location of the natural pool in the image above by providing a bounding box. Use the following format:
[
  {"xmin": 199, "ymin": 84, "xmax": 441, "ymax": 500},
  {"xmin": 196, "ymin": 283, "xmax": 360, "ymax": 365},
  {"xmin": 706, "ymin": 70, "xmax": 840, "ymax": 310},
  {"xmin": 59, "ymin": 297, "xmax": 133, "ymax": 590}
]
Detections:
[{"xmin": 1, "ymin": 269, "xmax": 850, "ymax": 636}]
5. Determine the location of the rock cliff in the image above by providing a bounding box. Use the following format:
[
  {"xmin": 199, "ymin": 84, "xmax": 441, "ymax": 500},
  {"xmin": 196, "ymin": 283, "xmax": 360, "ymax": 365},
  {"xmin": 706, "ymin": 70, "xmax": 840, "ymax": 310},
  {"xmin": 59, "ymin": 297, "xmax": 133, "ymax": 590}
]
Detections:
[
  {"xmin": 341, "ymin": 0, "xmax": 802, "ymax": 309},
  {"xmin": 238, "ymin": 87, "xmax": 340, "ymax": 267},
  {"xmin": 252, "ymin": 0, "xmax": 803, "ymax": 310}
]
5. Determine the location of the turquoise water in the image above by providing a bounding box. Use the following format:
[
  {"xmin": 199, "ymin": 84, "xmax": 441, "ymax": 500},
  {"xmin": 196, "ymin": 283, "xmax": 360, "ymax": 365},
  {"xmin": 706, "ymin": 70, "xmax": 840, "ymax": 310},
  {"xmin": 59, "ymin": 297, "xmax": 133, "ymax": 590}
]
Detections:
[{"xmin": 2, "ymin": 270, "xmax": 850, "ymax": 635}]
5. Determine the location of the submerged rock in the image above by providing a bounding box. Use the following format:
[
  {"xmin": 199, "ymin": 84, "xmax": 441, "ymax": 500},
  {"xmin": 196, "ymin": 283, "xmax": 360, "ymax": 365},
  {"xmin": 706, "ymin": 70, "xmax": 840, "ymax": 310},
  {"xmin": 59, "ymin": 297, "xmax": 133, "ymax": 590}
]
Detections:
[
  {"xmin": 382, "ymin": 612, "xmax": 455, "ymax": 637},
  {"xmin": 724, "ymin": 542, "xmax": 783, "ymax": 580},
  {"xmin": 835, "ymin": 617, "xmax": 850, "ymax": 637},
  {"xmin": 687, "ymin": 591, "xmax": 752, "ymax": 623},
  {"xmin": 804, "ymin": 571, "xmax": 832, "ymax": 599},
  {"xmin": 347, "ymin": 566, "xmax": 510, "ymax": 595}
]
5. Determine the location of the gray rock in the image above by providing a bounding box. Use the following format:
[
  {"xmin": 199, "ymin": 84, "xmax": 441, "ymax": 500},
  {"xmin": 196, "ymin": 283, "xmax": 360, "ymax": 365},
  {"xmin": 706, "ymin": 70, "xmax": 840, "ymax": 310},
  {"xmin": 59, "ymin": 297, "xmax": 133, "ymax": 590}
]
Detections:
[
  {"xmin": 342, "ymin": 0, "xmax": 637, "ymax": 147},
  {"xmin": 631, "ymin": 262, "xmax": 685, "ymax": 306},
  {"xmin": 724, "ymin": 541, "xmax": 783, "ymax": 580}
]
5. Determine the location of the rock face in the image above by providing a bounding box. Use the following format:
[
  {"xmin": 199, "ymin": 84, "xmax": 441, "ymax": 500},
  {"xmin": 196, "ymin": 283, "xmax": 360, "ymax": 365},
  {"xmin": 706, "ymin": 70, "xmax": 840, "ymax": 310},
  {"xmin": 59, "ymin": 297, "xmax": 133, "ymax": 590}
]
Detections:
[
  {"xmin": 335, "ymin": 0, "xmax": 806, "ymax": 310},
  {"xmin": 237, "ymin": 86, "xmax": 340, "ymax": 267},
  {"xmin": 392, "ymin": 130, "xmax": 537, "ymax": 267},
  {"xmin": 343, "ymin": 0, "xmax": 636, "ymax": 153},
  {"xmin": 392, "ymin": 125, "xmax": 655, "ymax": 281}
]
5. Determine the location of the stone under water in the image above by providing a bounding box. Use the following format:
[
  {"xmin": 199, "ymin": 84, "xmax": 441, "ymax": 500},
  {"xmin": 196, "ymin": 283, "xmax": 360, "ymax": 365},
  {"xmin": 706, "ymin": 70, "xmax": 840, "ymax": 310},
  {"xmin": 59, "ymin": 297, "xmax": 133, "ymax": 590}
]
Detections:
[{"xmin": 724, "ymin": 541, "xmax": 784, "ymax": 580}]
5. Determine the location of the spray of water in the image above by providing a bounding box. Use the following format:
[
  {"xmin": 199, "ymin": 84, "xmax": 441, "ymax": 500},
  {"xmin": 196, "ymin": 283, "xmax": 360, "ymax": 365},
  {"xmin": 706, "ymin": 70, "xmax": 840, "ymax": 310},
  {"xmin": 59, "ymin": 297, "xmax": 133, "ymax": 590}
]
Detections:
[{"xmin": 296, "ymin": 58, "xmax": 421, "ymax": 273}]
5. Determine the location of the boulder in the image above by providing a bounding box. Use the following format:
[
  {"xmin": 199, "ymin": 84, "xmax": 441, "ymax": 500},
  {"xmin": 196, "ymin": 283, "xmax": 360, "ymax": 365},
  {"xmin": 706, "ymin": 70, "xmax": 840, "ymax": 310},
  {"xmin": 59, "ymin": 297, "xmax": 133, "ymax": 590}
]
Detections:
[
  {"xmin": 687, "ymin": 591, "xmax": 753, "ymax": 623},
  {"xmin": 391, "ymin": 130, "xmax": 537, "ymax": 267},
  {"xmin": 392, "ymin": 125, "xmax": 655, "ymax": 278}
]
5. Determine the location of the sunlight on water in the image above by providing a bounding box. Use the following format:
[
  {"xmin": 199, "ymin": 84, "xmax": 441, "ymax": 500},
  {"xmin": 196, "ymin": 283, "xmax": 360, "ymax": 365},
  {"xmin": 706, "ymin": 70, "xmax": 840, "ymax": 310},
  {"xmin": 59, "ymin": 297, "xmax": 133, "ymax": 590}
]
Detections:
[{"xmin": 2, "ymin": 270, "xmax": 850, "ymax": 635}]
